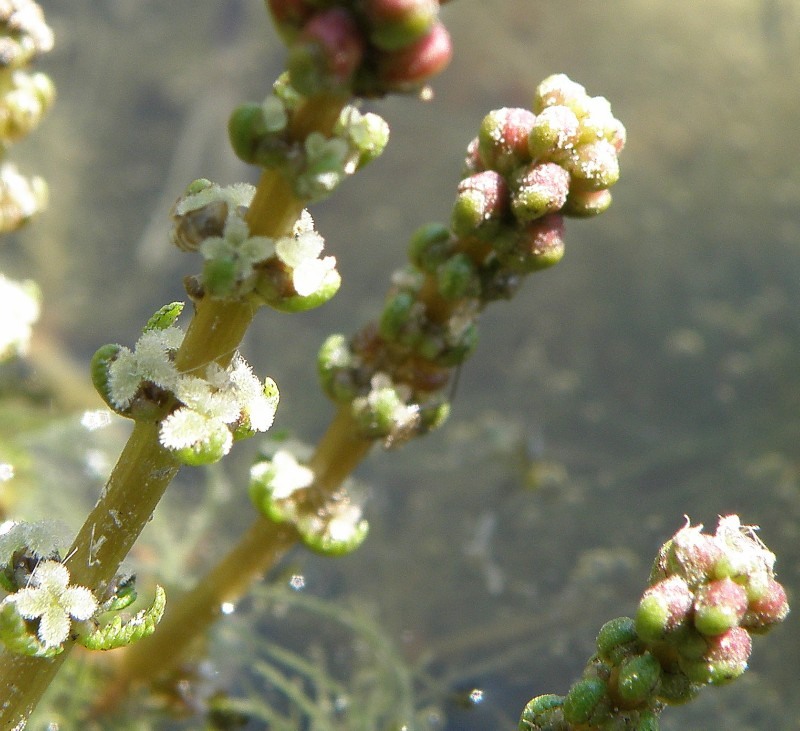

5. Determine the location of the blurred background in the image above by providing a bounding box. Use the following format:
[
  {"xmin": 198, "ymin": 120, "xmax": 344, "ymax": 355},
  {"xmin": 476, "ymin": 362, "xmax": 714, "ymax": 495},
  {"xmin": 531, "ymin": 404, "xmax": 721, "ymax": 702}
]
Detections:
[{"xmin": 6, "ymin": 1, "xmax": 799, "ymax": 728}]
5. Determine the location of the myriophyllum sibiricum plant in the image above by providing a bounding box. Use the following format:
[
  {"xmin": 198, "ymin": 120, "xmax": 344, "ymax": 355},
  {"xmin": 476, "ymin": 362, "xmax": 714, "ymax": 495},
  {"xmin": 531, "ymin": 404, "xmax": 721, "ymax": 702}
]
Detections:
[{"xmin": 0, "ymin": 1, "xmax": 791, "ymax": 729}]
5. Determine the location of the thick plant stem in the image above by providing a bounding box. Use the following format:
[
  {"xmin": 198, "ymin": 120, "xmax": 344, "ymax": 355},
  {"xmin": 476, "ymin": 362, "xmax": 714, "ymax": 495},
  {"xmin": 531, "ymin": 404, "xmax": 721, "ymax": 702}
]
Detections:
[
  {"xmin": 100, "ymin": 519, "xmax": 299, "ymax": 708},
  {"xmin": 308, "ymin": 405, "xmax": 374, "ymax": 492},
  {"xmin": 113, "ymin": 405, "xmax": 374, "ymax": 689}
]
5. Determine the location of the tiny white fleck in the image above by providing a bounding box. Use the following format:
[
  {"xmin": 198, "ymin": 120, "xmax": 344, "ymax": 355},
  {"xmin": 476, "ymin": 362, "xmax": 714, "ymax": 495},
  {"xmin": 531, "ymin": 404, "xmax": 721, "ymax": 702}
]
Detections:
[
  {"xmin": 289, "ymin": 574, "xmax": 305, "ymax": 591},
  {"xmin": 220, "ymin": 602, "xmax": 235, "ymax": 615}
]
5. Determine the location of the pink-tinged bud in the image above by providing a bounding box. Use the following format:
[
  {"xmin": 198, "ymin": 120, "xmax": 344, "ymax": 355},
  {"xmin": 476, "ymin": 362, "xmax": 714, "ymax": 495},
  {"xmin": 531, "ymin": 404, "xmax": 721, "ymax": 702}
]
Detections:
[
  {"xmin": 462, "ymin": 137, "xmax": 484, "ymax": 175},
  {"xmin": 532, "ymin": 74, "xmax": 588, "ymax": 114},
  {"xmin": 364, "ymin": 0, "xmax": 438, "ymax": 51},
  {"xmin": 563, "ymin": 189, "xmax": 613, "ymax": 218},
  {"xmin": 606, "ymin": 117, "xmax": 627, "ymax": 153},
  {"xmin": 663, "ymin": 523, "xmax": 724, "ymax": 588},
  {"xmin": 289, "ymin": 8, "xmax": 365, "ymax": 94},
  {"xmin": 679, "ymin": 626, "xmax": 752, "ymax": 685},
  {"xmin": 693, "ymin": 578, "xmax": 748, "ymax": 636},
  {"xmin": 451, "ymin": 170, "xmax": 509, "ymax": 237},
  {"xmin": 477, "ymin": 107, "xmax": 537, "ymax": 176},
  {"xmin": 742, "ymin": 578, "xmax": 789, "ymax": 634},
  {"xmin": 635, "ymin": 576, "xmax": 693, "ymax": 643},
  {"xmin": 565, "ymin": 139, "xmax": 620, "ymax": 192},
  {"xmin": 500, "ymin": 213, "xmax": 565, "ymax": 273},
  {"xmin": 268, "ymin": 0, "xmax": 316, "ymax": 40},
  {"xmin": 528, "ymin": 105, "xmax": 580, "ymax": 160},
  {"xmin": 510, "ymin": 162, "xmax": 570, "ymax": 223},
  {"xmin": 377, "ymin": 21, "xmax": 452, "ymax": 91}
]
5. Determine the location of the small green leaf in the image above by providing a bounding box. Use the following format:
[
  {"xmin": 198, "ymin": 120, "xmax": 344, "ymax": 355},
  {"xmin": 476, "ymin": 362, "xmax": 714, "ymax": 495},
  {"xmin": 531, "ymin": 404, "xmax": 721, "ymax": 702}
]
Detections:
[
  {"xmin": 80, "ymin": 585, "xmax": 166, "ymax": 651},
  {"xmin": 143, "ymin": 302, "xmax": 185, "ymax": 332},
  {"xmin": 0, "ymin": 602, "xmax": 62, "ymax": 658}
]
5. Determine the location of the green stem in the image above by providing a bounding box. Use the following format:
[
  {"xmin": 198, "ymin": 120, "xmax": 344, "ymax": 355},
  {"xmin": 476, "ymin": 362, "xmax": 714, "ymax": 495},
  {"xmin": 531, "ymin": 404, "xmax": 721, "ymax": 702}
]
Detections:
[
  {"xmin": 99, "ymin": 519, "xmax": 299, "ymax": 711},
  {"xmin": 110, "ymin": 406, "xmax": 374, "ymax": 689}
]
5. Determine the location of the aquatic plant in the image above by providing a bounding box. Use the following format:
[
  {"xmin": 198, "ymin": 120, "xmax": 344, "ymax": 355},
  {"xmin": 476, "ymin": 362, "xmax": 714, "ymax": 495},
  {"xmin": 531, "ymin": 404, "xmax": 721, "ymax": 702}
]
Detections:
[{"xmin": 0, "ymin": 1, "xmax": 792, "ymax": 729}]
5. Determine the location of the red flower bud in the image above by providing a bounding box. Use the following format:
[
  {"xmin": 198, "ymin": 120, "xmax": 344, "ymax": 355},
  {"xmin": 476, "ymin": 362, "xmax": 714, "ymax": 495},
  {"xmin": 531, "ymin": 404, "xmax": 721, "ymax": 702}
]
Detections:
[
  {"xmin": 693, "ymin": 577, "xmax": 748, "ymax": 636},
  {"xmin": 679, "ymin": 626, "xmax": 752, "ymax": 685},
  {"xmin": 636, "ymin": 575, "xmax": 693, "ymax": 642},
  {"xmin": 477, "ymin": 107, "xmax": 537, "ymax": 176},
  {"xmin": 501, "ymin": 213, "xmax": 565, "ymax": 273},
  {"xmin": 742, "ymin": 578, "xmax": 790, "ymax": 633},
  {"xmin": 364, "ymin": 0, "xmax": 438, "ymax": 51},
  {"xmin": 452, "ymin": 170, "xmax": 509, "ymax": 237},
  {"xmin": 510, "ymin": 162, "xmax": 570, "ymax": 223},
  {"xmin": 377, "ymin": 20, "xmax": 452, "ymax": 90},
  {"xmin": 290, "ymin": 8, "xmax": 365, "ymax": 94}
]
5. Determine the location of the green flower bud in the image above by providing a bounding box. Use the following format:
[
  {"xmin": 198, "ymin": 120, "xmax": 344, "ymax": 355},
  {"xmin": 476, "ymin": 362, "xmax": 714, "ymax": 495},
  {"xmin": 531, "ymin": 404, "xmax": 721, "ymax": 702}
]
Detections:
[
  {"xmin": 632, "ymin": 709, "xmax": 661, "ymax": 731},
  {"xmin": 562, "ymin": 677, "xmax": 611, "ymax": 726},
  {"xmin": 317, "ymin": 333, "xmax": 359, "ymax": 403},
  {"xmin": 518, "ymin": 694, "xmax": 564, "ymax": 730},
  {"xmin": 416, "ymin": 321, "xmax": 478, "ymax": 367},
  {"xmin": 228, "ymin": 103, "xmax": 270, "ymax": 165},
  {"xmin": 351, "ymin": 381, "xmax": 406, "ymax": 439},
  {"xmin": 596, "ymin": 616, "xmax": 641, "ymax": 666},
  {"xmin": 379, "ymin": 290, "xmax": 418, "ymax": 343},
  {"xmin": 563, "ymin": 188, "xmax": 613, "ymax": 218},
  {"xmin": 436, "ymin": 253, "xmax": 479, "ymax": 300},
  {"xmin": 615, "ymin": 653, "xmax": 662, "ymax": 706},
  {"xmin": 511, "ymin": 162, "xmax": 570, "ymax": 223},
  {"xmin": 527, "ymin": 105, "xmax": 580, "ymax": 160},
  {"xmin": 532, "ymin": 74, "xmax": 588, "ymax": 115},
  {"xmin": 408, "ymin": 222, "xmax": 452, "ymax": 273},
  {"xmin": 565, "ymin": 140, "xmax": 620, "ymax": 192},
  {"xmin": 656, "ymin": 670, "xmax": 700, "ymax": 706}
]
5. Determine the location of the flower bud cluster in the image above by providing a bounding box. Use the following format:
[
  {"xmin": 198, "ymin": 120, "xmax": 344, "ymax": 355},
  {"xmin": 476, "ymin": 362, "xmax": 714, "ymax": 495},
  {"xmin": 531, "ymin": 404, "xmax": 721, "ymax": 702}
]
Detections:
[
  {"xmin": 0, "ymin": 0, "xmax": 53, "ymax": 232},
  {"xmin": 91, "ymin": 303, "xmax": 279, "ymax": 466},
  {"xmin": 171, "ymin": 179, "xmax": 340, "ymax": 310},
  {"xmin": 267, "ymin": 0, "xmax": 452, "ymax": 97},
  {"xmin": 228, "ymin": 76, "xmax": 390, "ymax": 203},
  {"xmin": 519, "ymin": 516, "xmax": 789, "ymax": 731},
  {"xmin": 318, "ymin": 76, "xmax": 623, "ymax": 447},
  {"xmin": 249, "ymin": 446, "xmax": 368, "ymax": 556}
]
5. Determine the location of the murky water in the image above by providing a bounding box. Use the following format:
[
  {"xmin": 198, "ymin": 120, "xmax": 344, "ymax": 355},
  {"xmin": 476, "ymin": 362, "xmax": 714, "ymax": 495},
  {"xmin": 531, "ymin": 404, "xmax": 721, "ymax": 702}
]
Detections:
[{"xmin": 12, "ymin": 1, "xmax": 800, "ymax": 728}]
